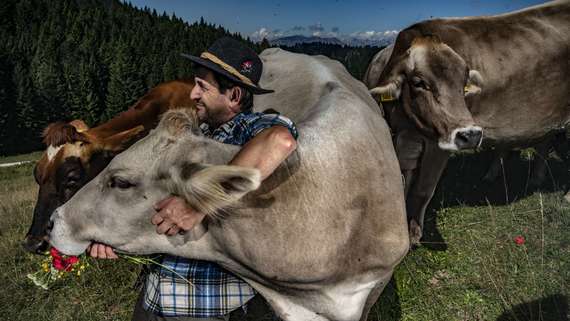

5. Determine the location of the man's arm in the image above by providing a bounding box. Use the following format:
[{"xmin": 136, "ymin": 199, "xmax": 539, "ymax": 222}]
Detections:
[
  {"xmin": 152, "ymin": 126, "xmax": 297, "ymax": 236},
  {"xmin": 229, "ymin": 126, "xmax": 297, "ymax": 180}
]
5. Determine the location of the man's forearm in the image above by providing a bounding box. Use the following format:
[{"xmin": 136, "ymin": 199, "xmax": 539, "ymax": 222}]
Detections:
[{"xmin": 229, "ymin": 126, "xmax": 297, "ymax": 180}]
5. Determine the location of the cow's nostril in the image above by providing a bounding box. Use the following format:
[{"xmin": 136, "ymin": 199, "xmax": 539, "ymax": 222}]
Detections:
[
  {"xmin": 22, "ymin": 236, "xmax": 49, "ymax": 254},
  {"xmin": 454, "ymin": 129, "xmax": 483, "ymax": 149}
]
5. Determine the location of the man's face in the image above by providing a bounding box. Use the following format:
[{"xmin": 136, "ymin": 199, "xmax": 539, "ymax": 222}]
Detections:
[{"xmin": 190, "ymin": 70, "xmax": 234, "ymax": 128}]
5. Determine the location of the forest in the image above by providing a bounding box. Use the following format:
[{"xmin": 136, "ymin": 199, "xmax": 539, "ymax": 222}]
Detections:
[{"xmin": 0, "ymin": 0, "xmax": 381, "ymax": 155}]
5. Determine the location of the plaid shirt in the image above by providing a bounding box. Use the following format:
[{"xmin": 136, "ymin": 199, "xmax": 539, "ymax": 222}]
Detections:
[{"xmin": 143, "ymin": 110, "xmax": 298, "ymax": 318}]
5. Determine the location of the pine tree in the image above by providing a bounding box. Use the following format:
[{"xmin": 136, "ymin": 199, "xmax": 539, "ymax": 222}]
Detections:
[
  {"xmin": 14, "ymin": 60, "xmax": 43, "ymax": 153},
  {"xmin": 0, "ymin": 53, "xmax": 17, "ymax": 154},
  {"xmin": 104, "ymin": 39, "xmax": 145, "ymax": 121}
]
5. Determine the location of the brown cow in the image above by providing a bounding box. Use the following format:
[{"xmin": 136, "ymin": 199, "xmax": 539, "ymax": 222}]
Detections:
[
  {"xmin": 366, "ymin": 1, "xmax": 570, "ymax": 244},
  {"xmin": 23, "ymin": 79, "xmax": 195, "ymax": 253}
]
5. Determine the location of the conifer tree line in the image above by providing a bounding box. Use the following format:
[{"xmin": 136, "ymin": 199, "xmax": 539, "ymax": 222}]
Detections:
[
  {"xmin": 278, "ymin": 42, "xmax": 382, "ymax": 83},
  {"xmin": 0, "ymin": 0, "xmax": 380, "ymax": 155}
]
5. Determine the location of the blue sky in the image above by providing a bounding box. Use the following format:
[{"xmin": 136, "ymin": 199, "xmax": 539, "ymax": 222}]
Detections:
[{"xmin": 125, "ymin": 0, "xmax": 546, "ymax": 41}]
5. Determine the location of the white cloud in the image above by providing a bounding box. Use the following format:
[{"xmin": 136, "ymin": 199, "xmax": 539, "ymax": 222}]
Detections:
[
  {"xmin": 348, "ymin": 30, "xmax": 398, "ymax": 40},
  {"xmin": 250, "ymin": 27, "xmax": 285, "ymax": 41},
  {"xmin": 312, "ymin": 30, "xmax": 340, "ymax": 38},
  {"xmin": 250, "ymin": 26, "xmax": 399, "ymax": 46}
]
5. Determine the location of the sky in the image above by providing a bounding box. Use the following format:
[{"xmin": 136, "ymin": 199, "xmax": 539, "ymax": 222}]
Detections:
[{"xmin": 125, "ymin": 0, "xmax": 547, "ymax": 41}]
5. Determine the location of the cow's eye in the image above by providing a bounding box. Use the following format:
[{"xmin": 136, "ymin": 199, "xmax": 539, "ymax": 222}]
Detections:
[
  {"xmin": 411, "ymin": 76, "xmax": 429, "ymax": 90},
  {"xmin": 109, "ymin": 176, "xmax": 135, "ymax": 189}
]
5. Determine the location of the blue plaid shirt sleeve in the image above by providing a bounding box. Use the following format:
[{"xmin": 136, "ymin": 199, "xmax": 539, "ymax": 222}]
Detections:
[
  {"xmin": 206, "ymin": 111, "xmax": 298, "ymax": 146},
  {"xmin": 239, "ymin": 112, "xmax": 299, "ymax": 143}
]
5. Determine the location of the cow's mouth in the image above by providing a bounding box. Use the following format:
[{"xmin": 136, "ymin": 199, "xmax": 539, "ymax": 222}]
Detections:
[{"xmin": 22, "ymin": 235, "xmax": 50, "ymax": 254}]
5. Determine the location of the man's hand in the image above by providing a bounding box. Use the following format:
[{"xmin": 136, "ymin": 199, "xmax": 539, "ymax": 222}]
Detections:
[
  {"xmin": 87, "ymin": 243, "xmax": 118, "ymax": 259},
  {"xmin": 152, "ymin": 196, "xmax": 206, "ymax": 236}
]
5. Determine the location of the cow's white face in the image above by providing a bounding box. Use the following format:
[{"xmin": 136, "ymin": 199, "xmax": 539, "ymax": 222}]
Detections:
[
  {"xmin": 50, "ymin": 109, "xmax": 261, "ymax": 256},
  {"xmin": 370, "ymin": 36, "xmax": 484, "ymax": 150}
]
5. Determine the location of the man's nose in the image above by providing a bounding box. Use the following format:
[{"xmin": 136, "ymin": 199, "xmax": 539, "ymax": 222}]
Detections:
[{"xmin": 190, "ymin": 86, "xmax": 201, "ymax": 100}]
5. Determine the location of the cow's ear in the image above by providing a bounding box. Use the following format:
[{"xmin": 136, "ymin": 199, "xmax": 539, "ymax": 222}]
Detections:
[
  {"xmin": 101, "ymin": 125, "xmax": 145, "ymax": 151},
  {"xmin": 464, "ymin": 70, "xmax": 483, "ymax": 97},
  {"xmin": 174, "ymin": 165, "xmax": 261, "ymax": 217},
  {"xmin": 158, "ymin": 108, "xmax": 200, "ymax": 137},
  {"xmin": 370, "ymin": 80, "xmax": 402, "ymax": 103},
  {"xmin": 69, "ymin": 120, "xmax": 90, "ymax": 133},
  {"xmin": 369, "ymin": 49, "xmax": 409, "ymax": 103}
]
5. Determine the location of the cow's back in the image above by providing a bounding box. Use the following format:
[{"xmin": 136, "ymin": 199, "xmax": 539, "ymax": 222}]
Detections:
[{"xmin": 216, "ymin": 48, "xmax": 407, "ymax": 285}]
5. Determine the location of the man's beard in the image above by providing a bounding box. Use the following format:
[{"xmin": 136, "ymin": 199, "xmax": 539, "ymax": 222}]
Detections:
[
  {"xmin": 196, "ymin": 104, "xmax": 208, "ymax": 123},
  {"xmin": 199, "ymin": 104, "xmax": 231, "ymax": 129}
]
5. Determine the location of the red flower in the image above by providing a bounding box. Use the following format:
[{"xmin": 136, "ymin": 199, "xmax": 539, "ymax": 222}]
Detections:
[
  {"xmin": 63, "ymin": 257, "xmax": 79, "ymax": 271},
  {"xmin": 49, "ymin": 247, "xmax": 62, "ymax": 259},
  {"xmin": 49, "ymin": 247, "xmax": 80, "ymax": 271},
  {"xmin": 514, "ymin": 235, "xmax": 525, "ymax": 245},
  {"xmin": 53, "ymin": 258, "xmax": 65, "ymax": 271}
]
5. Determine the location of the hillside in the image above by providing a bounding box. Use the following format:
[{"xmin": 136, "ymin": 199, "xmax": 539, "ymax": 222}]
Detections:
[{"xmin": 0, "ymin": 0, "xmax": 382, "ymax": 155}]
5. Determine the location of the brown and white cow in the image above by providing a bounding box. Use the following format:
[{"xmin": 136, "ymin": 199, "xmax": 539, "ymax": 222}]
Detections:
[
  {"xmin": 50, "ymin": 48, "xmax": 409, "ymax": 321},
  {"xmin": 365, "ymin": 45, "xmax": 451, "ymax": 245},
  {"xmin": 366, "ymin": 0, "xmax": 570, "ymax": 243},
  {"xmin": 23, "ymin": 79, "xmax": 195, "ymax": 253}
]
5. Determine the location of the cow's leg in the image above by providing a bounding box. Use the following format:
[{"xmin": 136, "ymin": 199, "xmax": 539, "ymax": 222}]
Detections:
[
  {"xmin": 482, "ymin": 150, "xmax": 509, "ymax": 183},
  {"xmin": 393, "ymin": 129, "xmax": 423, "ymax": 198},
  {"xmin": 406, "ymin": 140, "xmax": 450, "ymax": 245},
  {"xmin": 552, "ymin": 130, "xmax": 569, "ymax": 161},
  {"xmin": 245, "ymin": 282, "xmax": 328, "ymax": 321},
  {"xmin": 528, "ymin": 138, "xmax": 553, "ymax": 189},
  {"xmin": 551, "ymin": 131, "xmax": 570, "ymax": 202},
  {"xmin": 358, "ymin": 280, "xmax": 387, "ymax": 321}
]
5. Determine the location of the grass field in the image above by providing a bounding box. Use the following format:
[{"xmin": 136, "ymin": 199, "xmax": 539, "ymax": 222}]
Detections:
[
  {"xmin": 0, "ymin": 151, "xmax": 44, "ymax": 164},
  {"xmin": 0, "ymin": 151, "xmax": 568, "ymax": 321}
]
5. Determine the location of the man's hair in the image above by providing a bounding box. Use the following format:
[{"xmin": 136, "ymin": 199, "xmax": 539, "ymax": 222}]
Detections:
[{"xmin": 195, "ymin": 67, "xmax": 254, "ymax": 112}]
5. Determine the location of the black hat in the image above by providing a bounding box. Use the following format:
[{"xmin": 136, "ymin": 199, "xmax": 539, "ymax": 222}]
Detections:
[{"xmin": 181, "ymin": 37, "xmax": 273, "ymax": 95}]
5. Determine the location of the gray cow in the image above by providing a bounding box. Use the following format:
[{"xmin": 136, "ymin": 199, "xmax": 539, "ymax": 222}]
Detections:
[
  {"xmin": 50, "ymin": 49, "xmax": 409, "ymax": 321},
  {"xmin": 367, "ymin": 0, "xmax": 570, "ymax": 243}
]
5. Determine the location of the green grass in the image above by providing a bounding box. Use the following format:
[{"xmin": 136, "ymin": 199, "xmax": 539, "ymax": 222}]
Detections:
[
  {"xmin": 0, "ymin": 153, "xmax": 568, "ymax": 321},
  {"xmin": 373, "ymin": 193, "xmax": 569, "ymax": 321},
  {"xmin": 0, "ymin": 151, "xmax": 43, "ymax": 164},
  {"xmin": 0, "ymin": 163, "xmax": 140, "ymax": 321}
]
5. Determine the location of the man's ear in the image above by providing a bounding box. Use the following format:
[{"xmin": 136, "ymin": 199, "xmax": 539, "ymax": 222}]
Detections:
[{"xmin": 228, "ymin": 87, "xmax": 243, "ymax": 113}]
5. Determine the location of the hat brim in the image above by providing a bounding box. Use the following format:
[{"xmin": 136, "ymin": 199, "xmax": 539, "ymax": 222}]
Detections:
[{"xmin": 181, "ymin": 53, "xmax": 274, "ymax": 95}]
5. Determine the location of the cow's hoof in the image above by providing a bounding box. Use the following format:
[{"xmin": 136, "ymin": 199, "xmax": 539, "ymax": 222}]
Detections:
[{"xmin": 409, "ymin": 220, "xmax": 423, "ymax": 246}]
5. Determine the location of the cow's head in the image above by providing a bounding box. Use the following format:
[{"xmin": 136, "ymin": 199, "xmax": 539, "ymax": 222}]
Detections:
[
  {"xmin": 370, "ymin": 35, "xmax": 484, "ymax": 151},
  {"xmin": 49, "ymin": 109, "xmax": 260, "ymax": 256},
  {"xmin": 23, "ymin": 120, "xmax": 144, "ymax": 253}
]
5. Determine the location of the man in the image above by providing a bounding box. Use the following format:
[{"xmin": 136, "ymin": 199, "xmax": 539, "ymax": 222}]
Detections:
[{"xmin": 90, "ymin": 37, "xmax": 298, "ymax": 321}]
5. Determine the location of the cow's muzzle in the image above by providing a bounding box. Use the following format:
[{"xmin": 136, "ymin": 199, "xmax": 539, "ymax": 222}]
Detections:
[
  {"xmin": 453, "ymin": 127, "xmax": 483, "ymax": 150},
  {"xmin": 22, "ymin": 219, "xmax": 53, "ymax": 254},
  {"xmin": 22, "ymin": 235, "xmax": 49, "ymax": 254}
]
